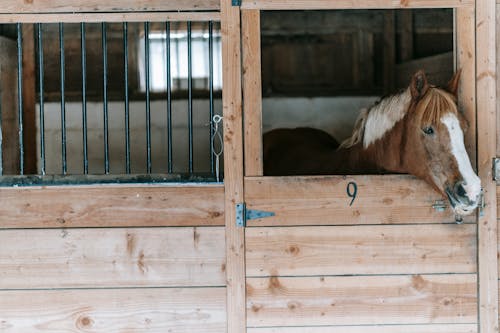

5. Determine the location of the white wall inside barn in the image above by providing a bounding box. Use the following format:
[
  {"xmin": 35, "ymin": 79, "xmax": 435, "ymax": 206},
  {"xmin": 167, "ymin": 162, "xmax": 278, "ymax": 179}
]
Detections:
[{"xmin": 37, "ymin": 96, "xmax": 377, "ymax": 175}]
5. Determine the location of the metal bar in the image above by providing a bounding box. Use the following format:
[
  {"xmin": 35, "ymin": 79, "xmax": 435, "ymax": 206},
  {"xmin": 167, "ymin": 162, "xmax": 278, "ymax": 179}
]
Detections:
[
  {"xmin": 102, "ymin": 22, "xmax": 109, "ymax": 174},
  {"xmin": 208, "ymin": 21, "xmax": 214, "ymax": 175},
  {"xmin": 124, "ymin": 22, "xmax": 131, "ymax": 174},
  {"xmin": 37, "ymin": 23, "xmax": 46, "ymax": 175},
  {"xmin": 166, "ymin": 21, "xmax": 173, "ymax": 173},
  {"xmin": 187, "ymin": 21, "xmax": 193, "ymax": 174},
  {"xmin": 145, "ymin": 22, "xmax": 152, "ymax": 174},
  {"xmin": 16, "ymin": 23, "xmax": 24, "ymax": 175},
  {"xmin": 59, "ymin": 23, "xmax": 66, "ymax": 175},
  {"xmin": 81, "ymin": 22, "xmax": 88, "ymax": 174}
]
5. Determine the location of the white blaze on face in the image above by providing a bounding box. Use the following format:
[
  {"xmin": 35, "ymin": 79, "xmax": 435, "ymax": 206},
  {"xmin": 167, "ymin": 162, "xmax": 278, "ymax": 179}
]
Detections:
[{"xmin": 441, "ymin": 113, "xmax": 481, "ymax": 203}]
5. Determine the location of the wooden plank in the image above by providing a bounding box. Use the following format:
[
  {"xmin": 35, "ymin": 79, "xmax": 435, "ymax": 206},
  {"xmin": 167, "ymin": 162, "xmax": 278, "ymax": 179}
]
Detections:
[
  {"xmin": 0, "ymin": 37, "xmax": 20, "ymax": 175},
  {"xmin": 497, "ymin": 6, "xmax": 500, "ymax": 156},
  {"xmin": 0, "ymin": 0, "xmax": 219, "ymax": 13},
  {"xmin": 0, "ymin": 287, "xmax": 226, "ymax": 332},
  {"xmin": 242, "ymin": 9, "xmax": 263, "ymax": 177},
  {"xmin": 0, "ymin": 184, "xmax": 224, "ymax": 228},
  {"xmin": 246, "ymin": 224, "xmax": 476, "ymax": 277},
  {"xmin": 382, "ymin": 11, "xmax": 395, "ymax": 94},
  {"xmin": 456, "ymin": 7, "xmax": 476, "ymax": 170},
  {"xmin": 398, "ymin": 10, "xmax": 414, "ymax": 62},
  {"xmin": 0, "ymin": 12, "xmax": 221, "ymax": 24},
  {"xmin": 476, "ymin": 0, "xmax": 499, "ymax": 331},
  {"xmin": 245, "ymin": 175, "xmax": 473, "ymax": 226},
  {"xmin": 21, "ymin": 23, "xmax": 36, "ymax": 174},
  {"xmin": 248, "ymin": 324, "xmax": 477, "ymax": 333},
  {"xmin": 247, "ymin": 274, "xmax": 477, "ymax": 327},
  {"xmin": 0, "ymin": 227, "xmax": 225, "ymax": 289},
  {"xmin": 221, "ymin": 0, "xmax": 246, "ymax": 332},
  {"xmin": 240, "ymin": 0, "xmax": 473, "ymax": 10}
]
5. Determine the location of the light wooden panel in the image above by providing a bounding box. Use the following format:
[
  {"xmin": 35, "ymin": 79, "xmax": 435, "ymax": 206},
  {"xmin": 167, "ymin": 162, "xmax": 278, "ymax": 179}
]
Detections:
[
  {"xmin": 247, "ymin": 274, "xmax": 477, "ymax": 327},
  {"xmin": 247, "ymin": 324, "xmax": 477, "ymax": 333},
  {"xmin": 221, "ymin": 0, "xmax": 246, "ymax": 332},
  {"xmin": 242, "ymin": 9, "xmax": 263, "ymax": 176},
  {"xmin": 246, "ymin": 224, "xmax": 476, "ymax": 277},
  {"xmin": 0, "ymin": 287, "xmax": 226, "ymax": 332},
  {"xmin": 0, "ymin": 12, "xmax": 221, "ymax": 23},
  {"xmin": 240, "ymin": 0, "xmax": 473, "ymax": 10},
  {"xmin": 245, "ymin": 175, "xmax": 473, "ymax": 226},
  {"xmin": 476, "ymin": 0, "xmax": 499, "ymax": 331},
  {"xmin": 0, "ymin": 227, "xmax": 225, "ymax": 289},
  {"xmin": 0, "ymin": 0, "xmax": 219, "ymax": 13},
  {"xmin": 498, "ymin": 5, "xmax": 500, "ymax": 156},
  {"xmin": 0, "ymin": 184, "xmax": 224, "ymax": 228}
]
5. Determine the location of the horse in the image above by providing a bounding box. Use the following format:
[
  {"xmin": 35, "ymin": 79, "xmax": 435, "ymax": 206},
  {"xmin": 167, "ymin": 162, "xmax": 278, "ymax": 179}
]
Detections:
[{"xmin": 263, "ymin": 70, "xmax": 481, "ymax": 216}]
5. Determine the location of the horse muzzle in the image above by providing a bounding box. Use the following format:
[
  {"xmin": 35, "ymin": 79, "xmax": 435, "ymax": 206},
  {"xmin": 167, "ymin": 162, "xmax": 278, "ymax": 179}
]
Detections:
[{"xmin": 445, "ymin": 181, "xmax": 480, "ymax": 216}]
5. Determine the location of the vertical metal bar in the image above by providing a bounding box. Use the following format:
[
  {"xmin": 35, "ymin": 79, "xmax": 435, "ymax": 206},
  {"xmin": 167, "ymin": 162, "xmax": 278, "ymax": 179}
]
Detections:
[
  {"xmin": 124, "ymin": 22, "xmax": 131, "ymax": 174},
  {"xmin": 37, "ymin": 23, "xmax": 46, "ymax": 175},
  {"xmin": 145, "ymin": 22, "xmax": 152, "ymax": 174},
  {"xmin": 59, "ymin": 23, "xmax": 66, "ymax": 175},
  {"xmin": 81, "ymin": 22, "xmax": 88, "ymax": 174},
  {"xmin": 166, "ymin": 22, "xmax": 173, "ymax": 173},
  {"xmin": 187, "ymin": 21, "xmax": 193, "ymax": 174},
  {"xmin": 102, "ymin": 22, "xmax": 109, "ymax": 174},
  {"xmin": 17, "ymin": 23, "xmax": 24, "ymax": 175},
  {"xmin": 208, "ymin": 21, "xmax": 215, "ymax": 175}
]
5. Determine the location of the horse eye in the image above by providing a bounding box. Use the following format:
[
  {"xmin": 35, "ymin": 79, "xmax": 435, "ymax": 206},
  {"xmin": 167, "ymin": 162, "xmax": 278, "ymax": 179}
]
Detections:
[{"xmin": 422, "ymin": 126, "xmax": 434, "ymax": 135}]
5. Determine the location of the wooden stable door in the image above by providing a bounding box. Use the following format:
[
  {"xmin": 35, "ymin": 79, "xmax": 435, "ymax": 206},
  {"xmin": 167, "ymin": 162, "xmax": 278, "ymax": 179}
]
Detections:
[{"xmin": 223, "ymin": 2, "xmax": 498, "ymax": 333}]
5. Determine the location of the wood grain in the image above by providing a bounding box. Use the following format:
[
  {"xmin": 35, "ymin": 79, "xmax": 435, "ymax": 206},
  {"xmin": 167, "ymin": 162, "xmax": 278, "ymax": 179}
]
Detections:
[
  {"xmin": 247, "ymin": 274, "xmax": 477, "ymax": 327},
  {"xmin": 242, "ymin": 10, "xmax": 263, "ymax": 177},
  {"xmin": 0, "ymin": 287, "xmax": 226, "ymax": 332},
  {"xmin": 240, "ymin": 0, "xmax": 473, "ymax": 9},
  {"xmin": 0, "ymin": 37, "xmax": 20, "ymax": 175},
  {"xmin": 247, "ymin": 324, "xmax": 477, "ymax": 333},
  {"xmin": 476, "ymin": 0, "xmax": 499, "ymax": 330},
  {"xmin": 221, "ymin": 0, "xmax": 246, "ymax": 332},
  {"xmin": 0, "ymin": 12, "xmax": 221, "ymax": 24},
  {"xmin": 0, "ymin": 227, "xmax": 225, "ymax": 289},
  {"xmin": 0, "ymin": 184, "xmax": 224, "ymax": 228},
  {"xmin": 0, "ymin": 0, "xmax": 219, "ymax": 13},
  {"xmin": 246, "ymin": 224, "xmax": 476, "ymax": 277},
  {"xmin": 245, "ymin": 175, "xmax": 473, "ymax": 226}
]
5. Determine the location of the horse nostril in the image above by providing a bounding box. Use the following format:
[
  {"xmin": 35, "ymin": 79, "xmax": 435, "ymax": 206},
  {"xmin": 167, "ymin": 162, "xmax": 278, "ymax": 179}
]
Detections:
[{"xmin": 454, "ymin": 181, "xmax": 467, "ymax": 199}]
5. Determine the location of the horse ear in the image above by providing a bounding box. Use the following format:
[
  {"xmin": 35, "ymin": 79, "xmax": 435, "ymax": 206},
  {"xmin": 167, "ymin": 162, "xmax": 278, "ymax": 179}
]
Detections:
[
  {"xmin": 446, "ymin": 69, "xmax": 461, "ymax": 96},
  {"xmin": 410, "ymin": 70, "xmax": 429, "ymax": 100}
]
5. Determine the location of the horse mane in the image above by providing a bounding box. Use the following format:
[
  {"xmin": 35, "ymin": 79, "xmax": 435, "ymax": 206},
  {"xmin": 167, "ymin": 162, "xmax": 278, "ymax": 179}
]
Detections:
[{"xmin": 339, "ymin": 86, "xmax": 457, "ymax": 149}]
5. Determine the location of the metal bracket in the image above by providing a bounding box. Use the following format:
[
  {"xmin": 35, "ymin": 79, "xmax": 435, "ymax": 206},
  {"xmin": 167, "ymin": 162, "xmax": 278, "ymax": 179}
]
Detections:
[
  {"xmin": 236, "ymin": 203, "xmax": 275, "ymax": 227},
  {"xmin": 479, "ymin": 188, "xmax": 486, "ymax": 217},
  {"xmin": 432, "ymin": 200, "xmax": 447, "ymax": 212},
  {"xmin": 493, "ymin": 157, "xmax": 500, "ymax": 181},
  {"xmin": 232, "ymin": 0, "xmax": 241, "ymax": 6}
]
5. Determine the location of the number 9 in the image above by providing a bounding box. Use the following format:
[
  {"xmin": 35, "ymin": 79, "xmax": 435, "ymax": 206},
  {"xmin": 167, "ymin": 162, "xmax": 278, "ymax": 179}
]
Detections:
[{"xmin": 347, "ymin": 181, "xmax": 357, "ymax": 206}]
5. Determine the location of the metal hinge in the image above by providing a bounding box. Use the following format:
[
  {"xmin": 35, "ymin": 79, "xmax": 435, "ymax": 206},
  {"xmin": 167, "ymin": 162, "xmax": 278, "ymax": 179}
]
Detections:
[
  {"xmin": 232, "ymin": 0, "xmax": 241, "ymax": 6},
  {"xmin": 493, "ymin": 157, "xmax": 500, "ymax": 181},
  {"xmin": 236, "ymin": 203, "xmax": 275, "ymax": 227}
]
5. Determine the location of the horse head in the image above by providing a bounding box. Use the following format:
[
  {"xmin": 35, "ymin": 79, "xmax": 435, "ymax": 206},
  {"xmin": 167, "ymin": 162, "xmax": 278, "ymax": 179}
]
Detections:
[{"xmin": 400, "ymin": 70, "xmax": 481, "ymax": 215}]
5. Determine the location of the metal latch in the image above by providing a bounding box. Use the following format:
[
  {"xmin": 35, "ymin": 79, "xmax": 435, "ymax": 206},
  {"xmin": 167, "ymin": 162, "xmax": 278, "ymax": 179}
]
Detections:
[
  {"xmin": 236, "ymin": 203, "xmax": 275, "ymax": 227},
  {"xmin": 432, "ymin": 200, "xmax": 447, "ymax": 212},
  {"xmin": 479, "ymin": 188, "xmax": 486, "ymax": 217},
  {"xmin": 493, "ymin": 158, "xmax": 500, "ymax": 181},
  {"xmin": 232, "ymin": 0, "xmax": 241, "ymax": 6}
]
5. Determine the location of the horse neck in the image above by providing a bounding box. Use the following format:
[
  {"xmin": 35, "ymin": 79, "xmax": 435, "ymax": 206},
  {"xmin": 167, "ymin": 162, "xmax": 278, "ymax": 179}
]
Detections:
[{"xmin": 330, "ymin": 118, "xmax": 407, "ymax": 174}]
